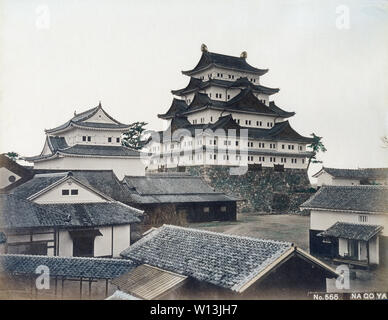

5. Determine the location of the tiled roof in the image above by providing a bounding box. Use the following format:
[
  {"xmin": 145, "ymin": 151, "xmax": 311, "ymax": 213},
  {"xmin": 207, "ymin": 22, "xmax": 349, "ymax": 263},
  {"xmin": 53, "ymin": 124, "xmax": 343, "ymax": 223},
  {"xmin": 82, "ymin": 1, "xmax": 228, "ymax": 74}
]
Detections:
[
  {"xmin": 45, "ymin": 104, "xmax": 130, "ymax": 134},
  {"xmin": 0, "ymin": 154, "xmax": 34, "ymax": 193},
  {"xmin": 158, "ymin": 98, "xmax": 189, "ymax": 119},
  {"xmin": 0, "ymin": 254, "xmax": 136, "ymax": 279},
  {"xmin": 15, "ymin": 170, "xmax": 129, "ymax": 202},
  {"xmin": 11, "ymin": 172, "xmax": 68, "ymax": 199},
  {"xmin": 25, "ymin": 144, "xmax": 141, "ymax": 162},
  {"xmin": 0, "ymin": 194, "xmax": 142, "ymax": 229},
  {"xmin": 313, "ymin": 167, "xmax": 388, "ymax": 180},
  {"xmin": 156, "ymin": 115, "xmax": 312, "ymax": 144},
  {"xmin": 179, "ymin": 89, "xmax": 294, "ymax": 120},
  {"xmin": 229, "ymin": 77, "xmax": 279, "ymax": 95},
  {"xmin": 300, "ymin": 185, "xmax": 388, "ymax": 213},
  {"xmin": 122, "ymin": 174, "xmax": 238, "ymax": 204},
  {"xmin": 182, "ymin": 51, "xmax": 268, "ymax": 76},
  {"xmin": 0, "ymin": 232, "xmax": 6, "ymax": 244},
  {"xmin": 247, "ymin": 120, "xmax": 313, "ymax": 143},
  {"xmin": 58, "ymin": 144, "xmax": 140, "ymax": 157},
  {"xmin": 120, "ymin": 225, "xmax": 293, "ymax": 291},
  {"xmin": 318, "ymin": 222, "xmax": 383, "ymax": 241},
  {"xmin": 171, "ymin": 77, "xmax": 279, "ymax": 97}
]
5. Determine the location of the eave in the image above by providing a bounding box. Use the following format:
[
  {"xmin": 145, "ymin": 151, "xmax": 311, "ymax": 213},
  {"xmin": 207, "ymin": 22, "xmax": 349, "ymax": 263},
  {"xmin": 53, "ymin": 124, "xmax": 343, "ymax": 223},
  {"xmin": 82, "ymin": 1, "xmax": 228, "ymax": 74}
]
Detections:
[{"xmin": 182, "ymin": 63, "xmax": 269, "ymax": 77}]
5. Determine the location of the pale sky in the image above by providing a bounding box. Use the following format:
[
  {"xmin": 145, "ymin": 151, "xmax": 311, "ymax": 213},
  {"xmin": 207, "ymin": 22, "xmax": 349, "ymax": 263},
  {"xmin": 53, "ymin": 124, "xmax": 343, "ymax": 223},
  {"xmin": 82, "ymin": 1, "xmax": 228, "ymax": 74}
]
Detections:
[{"xmin": 0, "ymin": 0, "xmax": 387, "ymax": 177}]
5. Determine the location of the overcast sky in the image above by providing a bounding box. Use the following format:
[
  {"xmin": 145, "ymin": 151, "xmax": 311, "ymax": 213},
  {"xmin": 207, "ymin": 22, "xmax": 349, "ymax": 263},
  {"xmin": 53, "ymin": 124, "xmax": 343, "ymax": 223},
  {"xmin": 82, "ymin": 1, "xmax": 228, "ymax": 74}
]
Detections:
[{"xmin": 0, "ymin": 0, "xmax": 387, "ymax": 177}]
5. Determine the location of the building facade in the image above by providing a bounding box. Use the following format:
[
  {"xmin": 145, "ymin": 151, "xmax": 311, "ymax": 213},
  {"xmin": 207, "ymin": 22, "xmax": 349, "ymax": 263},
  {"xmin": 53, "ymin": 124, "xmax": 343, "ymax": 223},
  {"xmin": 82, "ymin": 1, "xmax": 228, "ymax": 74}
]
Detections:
[
  {"xmin": 146, "ymin": 45, "xmax": 314, "ymax": 171},
  {"xmin": 0, "ymin": 171, "xmax": 143, "ymax": 258},
  {"xmin": 301, "ymin": 185, "xmax": 388, "ymax": 267},
  {"xmin": 117, "ymin": 225, "xmax": 338, "ymax": 299},
  {"xmin": 23, "ymin": 103, "xmax": 145, "ymax": 179},
  {"xmin": 313, "ymin": 167, "xmax": 388, "ymax": 187}
]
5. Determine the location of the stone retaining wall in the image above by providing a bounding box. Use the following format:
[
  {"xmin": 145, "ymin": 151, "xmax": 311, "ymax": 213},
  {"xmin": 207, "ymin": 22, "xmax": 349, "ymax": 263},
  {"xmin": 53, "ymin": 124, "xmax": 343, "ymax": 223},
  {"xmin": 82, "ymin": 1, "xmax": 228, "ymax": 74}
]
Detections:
[{"xmin": 165, "ymin": 166, "xmax": 315, "ymax": 214}]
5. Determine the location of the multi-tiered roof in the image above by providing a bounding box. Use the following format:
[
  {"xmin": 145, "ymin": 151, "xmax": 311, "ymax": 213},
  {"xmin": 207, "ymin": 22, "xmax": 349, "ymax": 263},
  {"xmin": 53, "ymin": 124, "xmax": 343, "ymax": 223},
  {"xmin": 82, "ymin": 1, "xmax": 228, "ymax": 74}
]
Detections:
[
  {"xmin": 25, "ymin": 103, "xmax": 140, "ymax": 163},
  {"xmin": 157, "ymin": 46, "xmax": 311, "ymax": 145}
]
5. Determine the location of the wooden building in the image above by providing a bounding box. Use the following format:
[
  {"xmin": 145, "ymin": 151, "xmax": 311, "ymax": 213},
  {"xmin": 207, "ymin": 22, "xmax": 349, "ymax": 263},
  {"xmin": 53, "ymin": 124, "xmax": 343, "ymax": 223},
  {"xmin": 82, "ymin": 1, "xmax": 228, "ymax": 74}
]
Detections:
[
  {"xmin": 301, "ymin": 185, "xmax": 388, "ymax": 267},
  {"xmin": 0, "ymin": 171, "xmax": 143, "ymax": 258},
  {"xmin": 117, "ymin": 225, "xmax": 338, "ymax": 299},
  {"xmin": 313, "ymin": 167, "xmax": 388, "ymax": 187},
  {"xmin": 0, "ymin": 254, "xmax": 135, "ymax": 299},
  {"xmin": 122, "ymin": 172, "xmax": 238, "ymax": 229}
]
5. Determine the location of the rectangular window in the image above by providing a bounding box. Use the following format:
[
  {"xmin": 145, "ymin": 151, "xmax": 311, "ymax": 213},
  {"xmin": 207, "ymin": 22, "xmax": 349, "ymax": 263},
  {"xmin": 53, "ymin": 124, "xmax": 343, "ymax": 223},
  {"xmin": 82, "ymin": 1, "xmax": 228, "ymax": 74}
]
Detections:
[
  {"xmin": 203, "ymin": 207, "xmax": 210, "ymax": 213},
  {"xmin": 71, "ymin": 189, "xmax": 78, "ymax": 195},
  {"xmin": 87, "ymin": 136, "xmax": 91, "ymax": 142},
  {"xmin": 108, "ymin": 137, "xmax": 112, "ymax": 142},
  {"xmin": 116, "ymin": 137, "xmax": 120, "ymax": 143},
  {"xmin": 73, "ymin": 237, "xmax": 94, "ymax": 257},
  {"xmin": 62, "ymin": 190, "xmax": 69, "ymax": 196},
  {"xmin": 220, "ymin": 206, "xmax": 227, "ymax": 212},
  {"xmin": 82, "ymin": 136, "xmax": 87, "ymax": 142},
  {"xmin": 358, "ymin": 215, "xmax": 368, "ymax": 223}
]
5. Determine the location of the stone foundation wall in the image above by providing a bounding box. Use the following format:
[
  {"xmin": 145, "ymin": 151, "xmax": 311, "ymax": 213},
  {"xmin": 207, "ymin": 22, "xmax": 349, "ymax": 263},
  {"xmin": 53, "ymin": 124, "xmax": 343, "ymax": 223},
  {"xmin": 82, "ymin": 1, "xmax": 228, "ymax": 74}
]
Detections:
[{"xmin": 165, "ymin": 166, "xmax": 315, "ymax": 214}]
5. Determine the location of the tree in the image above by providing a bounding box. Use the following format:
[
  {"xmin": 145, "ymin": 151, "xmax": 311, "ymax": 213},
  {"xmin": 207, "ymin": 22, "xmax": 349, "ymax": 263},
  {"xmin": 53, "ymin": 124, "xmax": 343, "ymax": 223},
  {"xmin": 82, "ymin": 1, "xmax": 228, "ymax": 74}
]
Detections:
[
  {"xmin": 306, "ymin": 133, "xmax": 327, "ymax": 171},
  {"xmin": 121, "ymin": 121, "xmax": 148, "ymax": 150},
  {"xmin": 6, "ymin": 152, "xmax": 19, "ymax": 161}
]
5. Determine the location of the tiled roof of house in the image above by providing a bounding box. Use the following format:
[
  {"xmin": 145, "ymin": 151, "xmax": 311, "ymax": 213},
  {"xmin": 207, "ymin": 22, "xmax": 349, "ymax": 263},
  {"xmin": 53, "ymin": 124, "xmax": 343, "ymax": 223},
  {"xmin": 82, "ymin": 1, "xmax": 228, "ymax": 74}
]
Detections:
[
  {"xmin": 12, "ymin": 170, "xmax": 129, "ymax": 203},
  {"xmin": 318, "ymin": 222, "xmax": 383, "ymax": 241},
  {"xmin": 0, "ymin": 194, "xmax": 142, "ymax": 229},
  {"xmin": 0, "ymin": 154, "xmax": 34, "ymax": 193},
  {"xmin": 182, "ymin": 51, "xmax": 268, "ymax": 76},
  {"xmin": 0, "ymin": 232, "xmax": 6, "ymax": 244},
  {"xmin": 300, "ymin": 185, "xmax": 388, "ymax": 213},
  {"xmin": 0, "ymin": 254, "xmax": 136, "ymax": 279},
  {"xmin": 313, "ymin": 167, "xmax": 388, "ymax": 180},
  {"xmin": 120, "ymin": 225, "xmax": 293, "ymax": 291},
  {"xmin": 122, "ymin": 174, "xmax": 238, "ymax": 204}
]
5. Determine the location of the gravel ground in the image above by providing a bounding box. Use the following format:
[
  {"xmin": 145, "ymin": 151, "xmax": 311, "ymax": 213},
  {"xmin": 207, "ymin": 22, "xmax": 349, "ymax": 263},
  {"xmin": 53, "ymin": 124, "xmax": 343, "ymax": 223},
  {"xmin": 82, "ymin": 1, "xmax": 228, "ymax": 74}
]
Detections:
[{"xmin": 189, "ymin": 212, "xmax": 310, "ymax": 250}]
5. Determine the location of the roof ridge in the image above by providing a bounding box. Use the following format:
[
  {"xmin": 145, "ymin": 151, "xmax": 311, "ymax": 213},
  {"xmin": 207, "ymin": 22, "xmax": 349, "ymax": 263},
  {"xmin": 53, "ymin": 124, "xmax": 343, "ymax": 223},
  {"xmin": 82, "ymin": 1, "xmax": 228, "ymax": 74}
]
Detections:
[
  {"xmin": 0, "ymin": 253, "xmax": 134, "ymax": 263},
  {"xmin": 161, "ymin": 224, "xmax": 293, "ymax": 245}
]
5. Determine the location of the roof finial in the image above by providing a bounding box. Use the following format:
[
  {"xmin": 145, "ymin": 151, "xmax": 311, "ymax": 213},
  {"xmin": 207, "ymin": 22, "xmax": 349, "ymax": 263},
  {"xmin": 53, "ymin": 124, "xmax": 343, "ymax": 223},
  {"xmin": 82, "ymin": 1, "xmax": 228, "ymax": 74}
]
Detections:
[
  {"xmin": 74, "ymin": 110, "xmax": 77, "ymax": 116},
  {"xmin": 98, "ymin": 100, "xmax": 102, "ymax": 107},
  {"xmin": 240, "ymin": 51, "xmax": 247, "ymax": 59},
  {"xmin": 201, "ymin": 43, "xmax": 208, "ymax": 52}
]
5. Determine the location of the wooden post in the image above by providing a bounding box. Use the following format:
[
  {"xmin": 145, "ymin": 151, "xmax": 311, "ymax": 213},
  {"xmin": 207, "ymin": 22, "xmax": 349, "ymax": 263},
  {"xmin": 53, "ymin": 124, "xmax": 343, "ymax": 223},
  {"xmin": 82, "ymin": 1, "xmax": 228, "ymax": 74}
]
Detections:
[
  {"xmin": 366, "ymin": 240, "xmax": 370, "ymax": 266},
  {"xmin": 80, "ymin": 277, "xmax": 83, "ymax": 300},
  {"xmin": 105, "ymin": 279, "xmax": 108, "ymax": 297},
  {"xmin": 89, "ymin": 278, "xmax": 92, "ymax": 298},
  {"xmin": 61, "ymin": 277, "xmax": 65, "ymax": 299}
]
